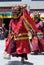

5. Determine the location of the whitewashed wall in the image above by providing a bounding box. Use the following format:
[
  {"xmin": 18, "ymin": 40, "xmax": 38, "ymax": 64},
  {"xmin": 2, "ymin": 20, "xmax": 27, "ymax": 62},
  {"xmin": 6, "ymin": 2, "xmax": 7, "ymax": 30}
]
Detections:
[{"xmin": 0, "ymin": 0, "xmax": 44, "ymax": 9}]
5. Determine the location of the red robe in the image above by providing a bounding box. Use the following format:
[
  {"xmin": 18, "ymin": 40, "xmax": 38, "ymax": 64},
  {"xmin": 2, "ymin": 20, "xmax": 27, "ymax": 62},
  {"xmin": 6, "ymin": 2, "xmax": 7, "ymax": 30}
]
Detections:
[
  {"xmin": 31, "ymin": 37, "xmax": 39, "ymax": 52},
  {"xmin": 39, "ymin": 38, "xmax": 44, "ymax": 52},
  {"xmin": 5, "ymin": 16, "xmax": 31, "ymax": 56}
]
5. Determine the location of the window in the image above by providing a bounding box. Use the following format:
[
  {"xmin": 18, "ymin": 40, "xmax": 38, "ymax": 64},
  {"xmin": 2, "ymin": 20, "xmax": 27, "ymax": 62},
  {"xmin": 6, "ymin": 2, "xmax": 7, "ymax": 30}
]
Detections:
[
  {"xmin": 32, "ymin": 0, "xmax": 44, "ymax": 1},
  {"xmin": 0, "ymin": 0, "xmax": 21, "ymax": 1}
]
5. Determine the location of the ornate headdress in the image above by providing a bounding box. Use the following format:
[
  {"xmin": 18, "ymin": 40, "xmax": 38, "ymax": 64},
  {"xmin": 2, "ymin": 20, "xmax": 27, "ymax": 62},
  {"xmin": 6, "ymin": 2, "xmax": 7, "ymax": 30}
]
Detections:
[
  {"xmin": 12, "ymin": 5, "xmax": 22, "ymax": 19},
  {"xmin": 33, "ymin": 11, "xmax": 40, "ymax": 19}
]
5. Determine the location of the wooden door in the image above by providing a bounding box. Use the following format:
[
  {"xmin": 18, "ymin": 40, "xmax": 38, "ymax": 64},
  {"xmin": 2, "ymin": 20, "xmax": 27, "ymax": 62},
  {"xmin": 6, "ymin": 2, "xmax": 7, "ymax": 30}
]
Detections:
[{"xmin": 0, "ymin": 18, "xmax": 3, "ymax": 27}]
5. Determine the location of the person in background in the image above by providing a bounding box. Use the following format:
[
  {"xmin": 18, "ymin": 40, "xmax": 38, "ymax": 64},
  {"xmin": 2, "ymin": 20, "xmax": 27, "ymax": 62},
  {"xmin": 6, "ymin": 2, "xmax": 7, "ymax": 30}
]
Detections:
[
  {"xmin": 0, "ymin": 23, "xmax": 7, "ymax": 39},
  {"xmin": 2, "ymin": 23, "xmax": 8, "ymax": 38},
  {"xmin": 32, "ymin": 11, "xmax": 44, "ymax": 55}
]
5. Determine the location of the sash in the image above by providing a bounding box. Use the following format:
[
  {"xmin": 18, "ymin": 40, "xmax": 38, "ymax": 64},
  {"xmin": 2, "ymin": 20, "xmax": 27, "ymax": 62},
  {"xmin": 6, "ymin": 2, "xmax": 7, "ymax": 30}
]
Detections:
[{"xmin": 23, "ymin": 9, "xmax": 41, "ymax": 32}]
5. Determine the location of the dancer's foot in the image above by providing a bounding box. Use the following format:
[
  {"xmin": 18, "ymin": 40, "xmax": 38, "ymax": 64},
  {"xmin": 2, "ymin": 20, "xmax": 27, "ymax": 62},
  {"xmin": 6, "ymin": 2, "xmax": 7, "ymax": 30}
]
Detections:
[
  {"xmin": 40, "ymin": 52, "xmax": 44, "ymax": 55},
  {"xmin": 21, "ymin": 58, "xmax": 25, "ymax": 63},
  {"xmin": 4, "ymin": 54, "xmax": 11, "ymax": 60},
  {"xmin": 31, "ymin": 52, "xmax": 38, "ymax": 55}
]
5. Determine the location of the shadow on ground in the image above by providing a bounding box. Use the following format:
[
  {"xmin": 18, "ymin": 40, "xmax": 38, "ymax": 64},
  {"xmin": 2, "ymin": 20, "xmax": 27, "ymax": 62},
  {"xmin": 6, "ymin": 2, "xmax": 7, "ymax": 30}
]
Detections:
[{"xmin": 6, "ymin": 61, "xmax": 33, "ymax": 65}]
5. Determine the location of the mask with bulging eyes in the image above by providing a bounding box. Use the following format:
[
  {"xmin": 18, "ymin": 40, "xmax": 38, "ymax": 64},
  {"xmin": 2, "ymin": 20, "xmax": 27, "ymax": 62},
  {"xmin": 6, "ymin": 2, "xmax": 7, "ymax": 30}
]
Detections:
[{"xmin": 12, "ymin": 6, "xmax": 23, "ymax": 20}]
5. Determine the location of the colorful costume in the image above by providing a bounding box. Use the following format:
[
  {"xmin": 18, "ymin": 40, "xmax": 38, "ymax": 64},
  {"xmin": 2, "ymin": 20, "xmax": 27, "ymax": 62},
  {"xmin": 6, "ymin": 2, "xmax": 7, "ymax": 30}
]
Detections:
[
  {"xmin": 4, "ymin": 15, "xmax": 31, "ymax": 59},
  {"xmin": 36, "ymin": 21, "xmax": 44, "ymax": 52},
  {"xmin": 31, "ymin": 21, "xmax": 44, "ymax": 53},
  {"xmin": 30, "ymin": 11, "xmax": 44, "ymax": 53}
]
